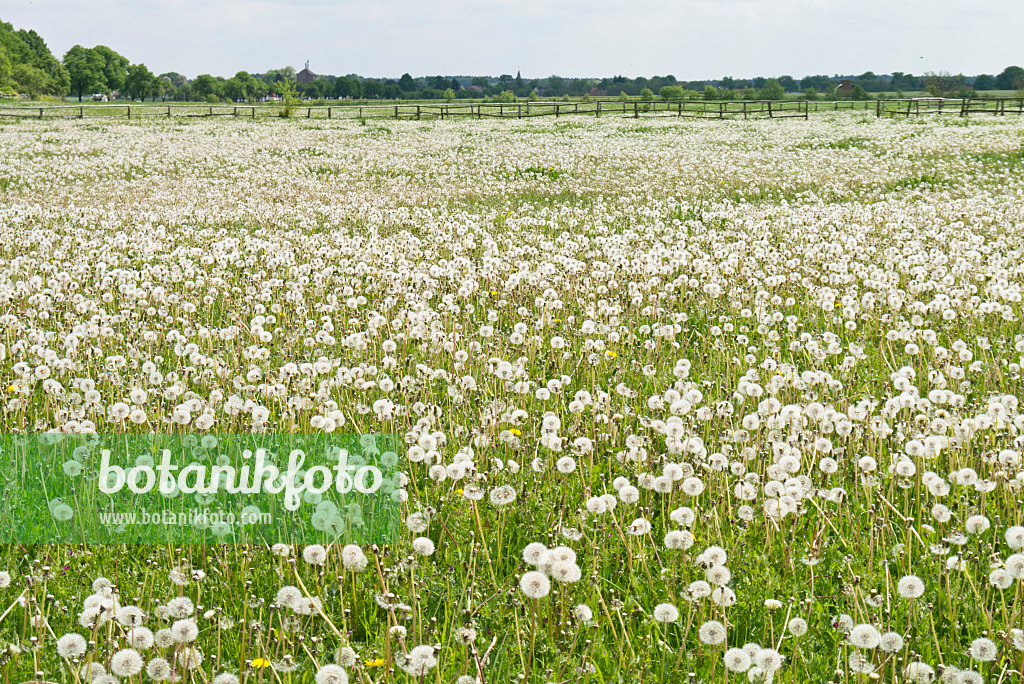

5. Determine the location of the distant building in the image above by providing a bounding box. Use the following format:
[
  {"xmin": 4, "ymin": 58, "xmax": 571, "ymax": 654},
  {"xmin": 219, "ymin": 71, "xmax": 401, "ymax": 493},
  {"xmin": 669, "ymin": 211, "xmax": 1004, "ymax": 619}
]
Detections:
[
  {"xmin": 466, "ymin": 85, "xmax": 484, "ymax": 93},
  {"xmin": 589, "ymin": 88, "xmax": 607, "ymax": 97},
  {"xmin": 297, "ymin": 61, "xmax": 316, "ymax": 84},
  {"xmin": 836, "ymin": 79, "xmax": 854, "ymax": 98}
]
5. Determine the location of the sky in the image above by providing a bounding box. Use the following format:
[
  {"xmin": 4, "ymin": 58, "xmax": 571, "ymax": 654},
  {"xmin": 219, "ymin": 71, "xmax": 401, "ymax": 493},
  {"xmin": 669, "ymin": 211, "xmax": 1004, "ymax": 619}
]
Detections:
[{"xmin": 5, "ymin": 0, "xmax": 1022, "ymax": 80}]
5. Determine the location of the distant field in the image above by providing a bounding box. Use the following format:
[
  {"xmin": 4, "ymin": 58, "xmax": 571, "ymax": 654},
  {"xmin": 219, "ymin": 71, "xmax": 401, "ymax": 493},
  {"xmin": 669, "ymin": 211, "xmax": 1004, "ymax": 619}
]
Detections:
[{"xmin": 1, "ymin": 113, "xmax": 1024, "ymax": 683}]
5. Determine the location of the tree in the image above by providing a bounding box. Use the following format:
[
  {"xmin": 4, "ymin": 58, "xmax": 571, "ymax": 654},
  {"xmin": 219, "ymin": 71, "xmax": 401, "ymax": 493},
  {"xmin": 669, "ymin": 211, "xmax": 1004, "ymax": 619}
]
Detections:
[
  {"xmin": 546, "ymin": 75, "xmax": 566, "ymax": 97},
  {"xmin": 973, "ymin": 74, "xmax": 996, "ymax": 91},
  {"xmin": 777, "ymin": 75, "xmax": 798, "ymax": 92},
  {"xmin": 850, "ymin": 84, "xmax": 870, "ymax": 100},
  {"xmin": 758, "ymin": 78, "xmax": 786, "ymax": 100},
  {"xmin": 443, "ymin": 87, "xmax": 455, "ymax": 103},
  {"xmin": 803, "ymin": 87, "xmax": 818, "ymax": 101},
  {"xmin": 93, "ymin": 45, "xmax": 128, "ymax": 94},
  {"xmin": 703, "ymin": 85, "xmax": 720, "ymax": 101},
  {"xmin": 12, "ymin": 63, "xmax": 46, "ymax": 98},
  {"xmin": 924, "ymin": 71, "xmax": 964, "ymax": 98},
  {"xmin": 334, "ymin": 76, "xmax": 358, "ymax": 99},
  {"xmin": 800, "ymin": 74, "xmax": 834, "ymax": 92},
  {"xmin": 63, "ymin": 45, "xmax": 104, "ymax": 101},
  {"xmin": 125, "ymin": 63, "xmax": 157, "ymax": 100},
  {"xmin": 639, "ymin": 87, "xmax": 654, "ymax": 102},
  {"xmin": 0, "ymin": 46, "xmax": 11, "ymax": 91},
  {"xmin": 397, "ymin": 73, "xmax": 417, "ymax": 92},
  {"xmin": 192, "ymin": 74, "xmax": 220, "ymax": 100},
  {"xmin": 659, "ymin": 85, "xmax": 685, "ymax": 101},
  {"xmin": 996, "ymin": 66, "xmax": 1024, "ymax": 91}
]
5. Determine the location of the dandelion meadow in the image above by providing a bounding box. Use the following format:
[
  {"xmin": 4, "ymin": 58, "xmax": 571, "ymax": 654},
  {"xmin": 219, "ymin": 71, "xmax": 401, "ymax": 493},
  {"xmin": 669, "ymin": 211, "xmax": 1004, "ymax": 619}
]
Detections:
[{"xmin": 1, "ymin": 112, "xmax": 1024, "ymax": 683}]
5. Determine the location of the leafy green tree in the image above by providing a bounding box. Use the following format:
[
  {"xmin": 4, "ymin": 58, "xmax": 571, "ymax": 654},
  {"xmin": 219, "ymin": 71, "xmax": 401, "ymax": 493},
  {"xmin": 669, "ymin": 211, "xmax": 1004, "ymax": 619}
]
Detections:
[
  {"xmin": 803, "ymin": 87, "xmax": 818, "ymax": 101},
  {"xmin": 973, "ymin": 74, "xmax": 996, "ymax": 91},
  {"xmin": 192, "ymin": 74, "xmax": 220, "ymax": 100},
  {"xmin": 125, "ymin": 63, "xmax": 156, "ymax": 100},
  {"xmin": 851, "ymin": 84, "xmax": 870, "ymax": 100},
  {"xmin": 639, "ymin": 87, "xmax": 654, "ymax": 101},
  {"xmin": 12, "ymin": 63, "xmax": 46, "ymax": 98},
  {"xmin": 777, "ymin": 75, "xmax": 798, "ymax": 92},
  {"xmin": 397, "ymin": 73, "xmax": 417, "ymax": 92},
  {"xmin": 93, "ymin": 45, "xmax": 128, "ymax": 94},
  {"xmin": 334, "ymin": 76, "xmax": 358, "ymax": 99},
  {"xmin": 800, "ymin": 74, "xmax": 834, "ymax": 92},
  {"xmin": 996, "ymin": 66, "xmax": 1024, "ymax": 91},
  {"xmin": 63, "ymin": 45, "xmax": 104, "ymax": 101},
  {"xmin": 546, "ymin": 75, "xmax": 566, "ymax": 97},
  {"xmin": 443, "ymin": 87, "xmax": 455, "ymax": 103},
  {"xmin": 659, "ymin": 85, "xmax": 685, "ymax": 101},
  {"xmin": 758, "ymin": 78, "xmax": 786, "ymax": 101},
  {"xmin": 703, "ymin": 85, "xmax": 720, "ymax": 101},
  {"xmin": 0, "ymin": 46, "xmax": 11, "ymax": 90},
  {"xmin": 923, "ymin": 71, "xmax": 963, "ymax": 98}
]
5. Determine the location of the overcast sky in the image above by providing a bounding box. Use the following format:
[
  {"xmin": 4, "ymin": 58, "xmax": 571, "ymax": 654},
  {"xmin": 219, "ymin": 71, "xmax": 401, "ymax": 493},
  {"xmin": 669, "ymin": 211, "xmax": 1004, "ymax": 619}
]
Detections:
[{"xmin": 6, "ymin": 0, "xmax": 1022, "ymax": 80}]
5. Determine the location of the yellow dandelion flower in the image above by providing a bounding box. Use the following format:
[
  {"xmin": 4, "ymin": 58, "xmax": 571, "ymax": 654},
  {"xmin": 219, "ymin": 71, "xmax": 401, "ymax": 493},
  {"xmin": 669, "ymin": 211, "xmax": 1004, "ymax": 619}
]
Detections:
[
  {"xmin": 366, "ymin": 658, "xmax": 386, "ymax": 667},
  {"xmin": 606, "ymin": 351, "xmax": 617, "ymax": 358},
  {"xmin": 250, "ymin": 658, "xmax": 271, "ymax": 668},
  {"xmin": 509, "ymin": 428, "xmax": 521, "ymax": 436}
]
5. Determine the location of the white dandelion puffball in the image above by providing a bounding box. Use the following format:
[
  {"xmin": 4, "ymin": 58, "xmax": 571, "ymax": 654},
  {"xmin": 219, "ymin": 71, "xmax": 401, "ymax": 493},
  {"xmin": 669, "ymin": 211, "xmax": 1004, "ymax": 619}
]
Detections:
[
  {"xmin": 110, "ymin": 648, "xmax": 144, "ymax": 677},
  {"xmin": 171, "ymin": 618, "xmax": 199, "ymax": 643},
  {"xmin": 698, "ymin": 620, "xmax": 727, "ymax": 645},
  {"xmin": 879, "ymin": 631, "xmax": 905, "ymax": 652},
  {"xmin": 57, "ymin": 632, "xmax": 87, "ymax": 658},
  {"xmin": 523, "ymin": 542, "xmax": 548, "ymax": 565},
  {"xmin": 315, "ymin": 664, "xmax": 349, "ymax": 684},
  {"xmin": 520, "ymin": 571, "xmax": 551, "ymax": 599},
  {"xmin": 341, "ymin": 545, "xmax": 368, "ymax": 572},
  {"xmin": 412, "ymin": 537, "xmax": 435, "ymax": 556},
  {"xmin": 401, "ymin": 644, "xmax": 437, "ymax": 676},
  {"xmin": 664, "ymin": 529, "xmax": 694, "ymax": 550},
  {"xmin": 653, "ymin": 603, "xmax": 679, "ymax": 623},
  {"xmin": 574, "ymin": 604, "xmax": 593, "ymax": 622},
  {"xmin": 303, "ymin": 544, "xmax": 328, "ymax": 565},
  {"xmin": 1005, "ymin": 526, "xmax": 1024, "ymax": 549},
  {"xmin": 787, "ymin": 617, "xmax": 808, "ymax": 637},
  {"xmin": 754, "ymin": 647, "xmax": 783, "ymax": 672},
  {"xmin": 968, "ymin": 637, "xmax": 997, "ymax": 662},
  {"xmin": 724, "ymin": 647, "xmax": 751, "ymax": 672},
  {"xmin": 897, "ymin": 574, "xmax": 925, "ymax": 598},
  {"xmin": 848, "ymin": 623, "xmax": 881, "ymax": 649}
]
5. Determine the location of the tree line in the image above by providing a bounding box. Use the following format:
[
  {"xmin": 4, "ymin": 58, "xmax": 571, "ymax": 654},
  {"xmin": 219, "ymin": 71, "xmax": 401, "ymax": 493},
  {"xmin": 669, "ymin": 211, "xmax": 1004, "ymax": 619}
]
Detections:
[{"xmin": 2, "ymin": 18, "xmax": 1023, "ymax": 103}]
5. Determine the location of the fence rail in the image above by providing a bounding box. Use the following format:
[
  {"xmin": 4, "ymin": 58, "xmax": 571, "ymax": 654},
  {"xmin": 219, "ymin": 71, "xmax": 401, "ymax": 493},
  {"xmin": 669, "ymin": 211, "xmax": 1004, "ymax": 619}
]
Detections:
[
  {"xmin": 3, "ymin": 98, "xmax": 1021, "ymax": 122},
  {"xmin": 876, "ymin": 97, "xmax": 1024, "ymax": 117},
  {"xmin": 0, "ymin": 99, "xmax": 810, "ymax": 122}
]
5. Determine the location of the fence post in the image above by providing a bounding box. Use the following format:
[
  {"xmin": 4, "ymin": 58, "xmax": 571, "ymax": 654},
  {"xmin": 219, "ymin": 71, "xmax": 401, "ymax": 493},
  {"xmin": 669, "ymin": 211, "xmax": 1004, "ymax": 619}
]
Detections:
[
  {"xmin": 395, "ymin": 105, "xmax": 399, "ymax": 119},
  {"xmin": 416, "ymin": 105, "xmax": 420, "ymax": 120},
  {"xmin": 634, "ymin": 101, "xmax": 638, "ymax": 118},
  {"xmin": 768, "ymin": 100, "xmax": 773, "ymax": 119},
  {"xmin": 328, "ymin": 107, "xmax": 332, "ymax": 119},
  {"xmin": 518, "ymin": 104, "xmax": 522, "ymax": 119},
  {"xmin": 80, "ymin": 106, "xmax": 84, "ymax": 119},
  {"xmin": 307, "ymin": 108, "xmax": 312, "ymax": 119},
  {"xmin": 252, "ymin": 107, "xmax": 256, "ymax": 119},
  {"xmin": 127, "ymin": 106, "xmax": 130, "ymax": 119}
]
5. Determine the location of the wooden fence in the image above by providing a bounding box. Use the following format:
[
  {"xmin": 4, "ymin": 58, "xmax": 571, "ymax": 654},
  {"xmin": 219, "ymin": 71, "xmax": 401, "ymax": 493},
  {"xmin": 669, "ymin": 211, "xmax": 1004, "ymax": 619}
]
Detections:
[
  {"xmin": 0, "ymin": 99, "xmax": 809, "ymax": 122},
  {"xmin": 876, "ymin": 97, "xmax": 1024, "ymax": 117},
  {"xmin": 4, "ymin": 97, "xmax": 1020, "ymax": 122}
]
